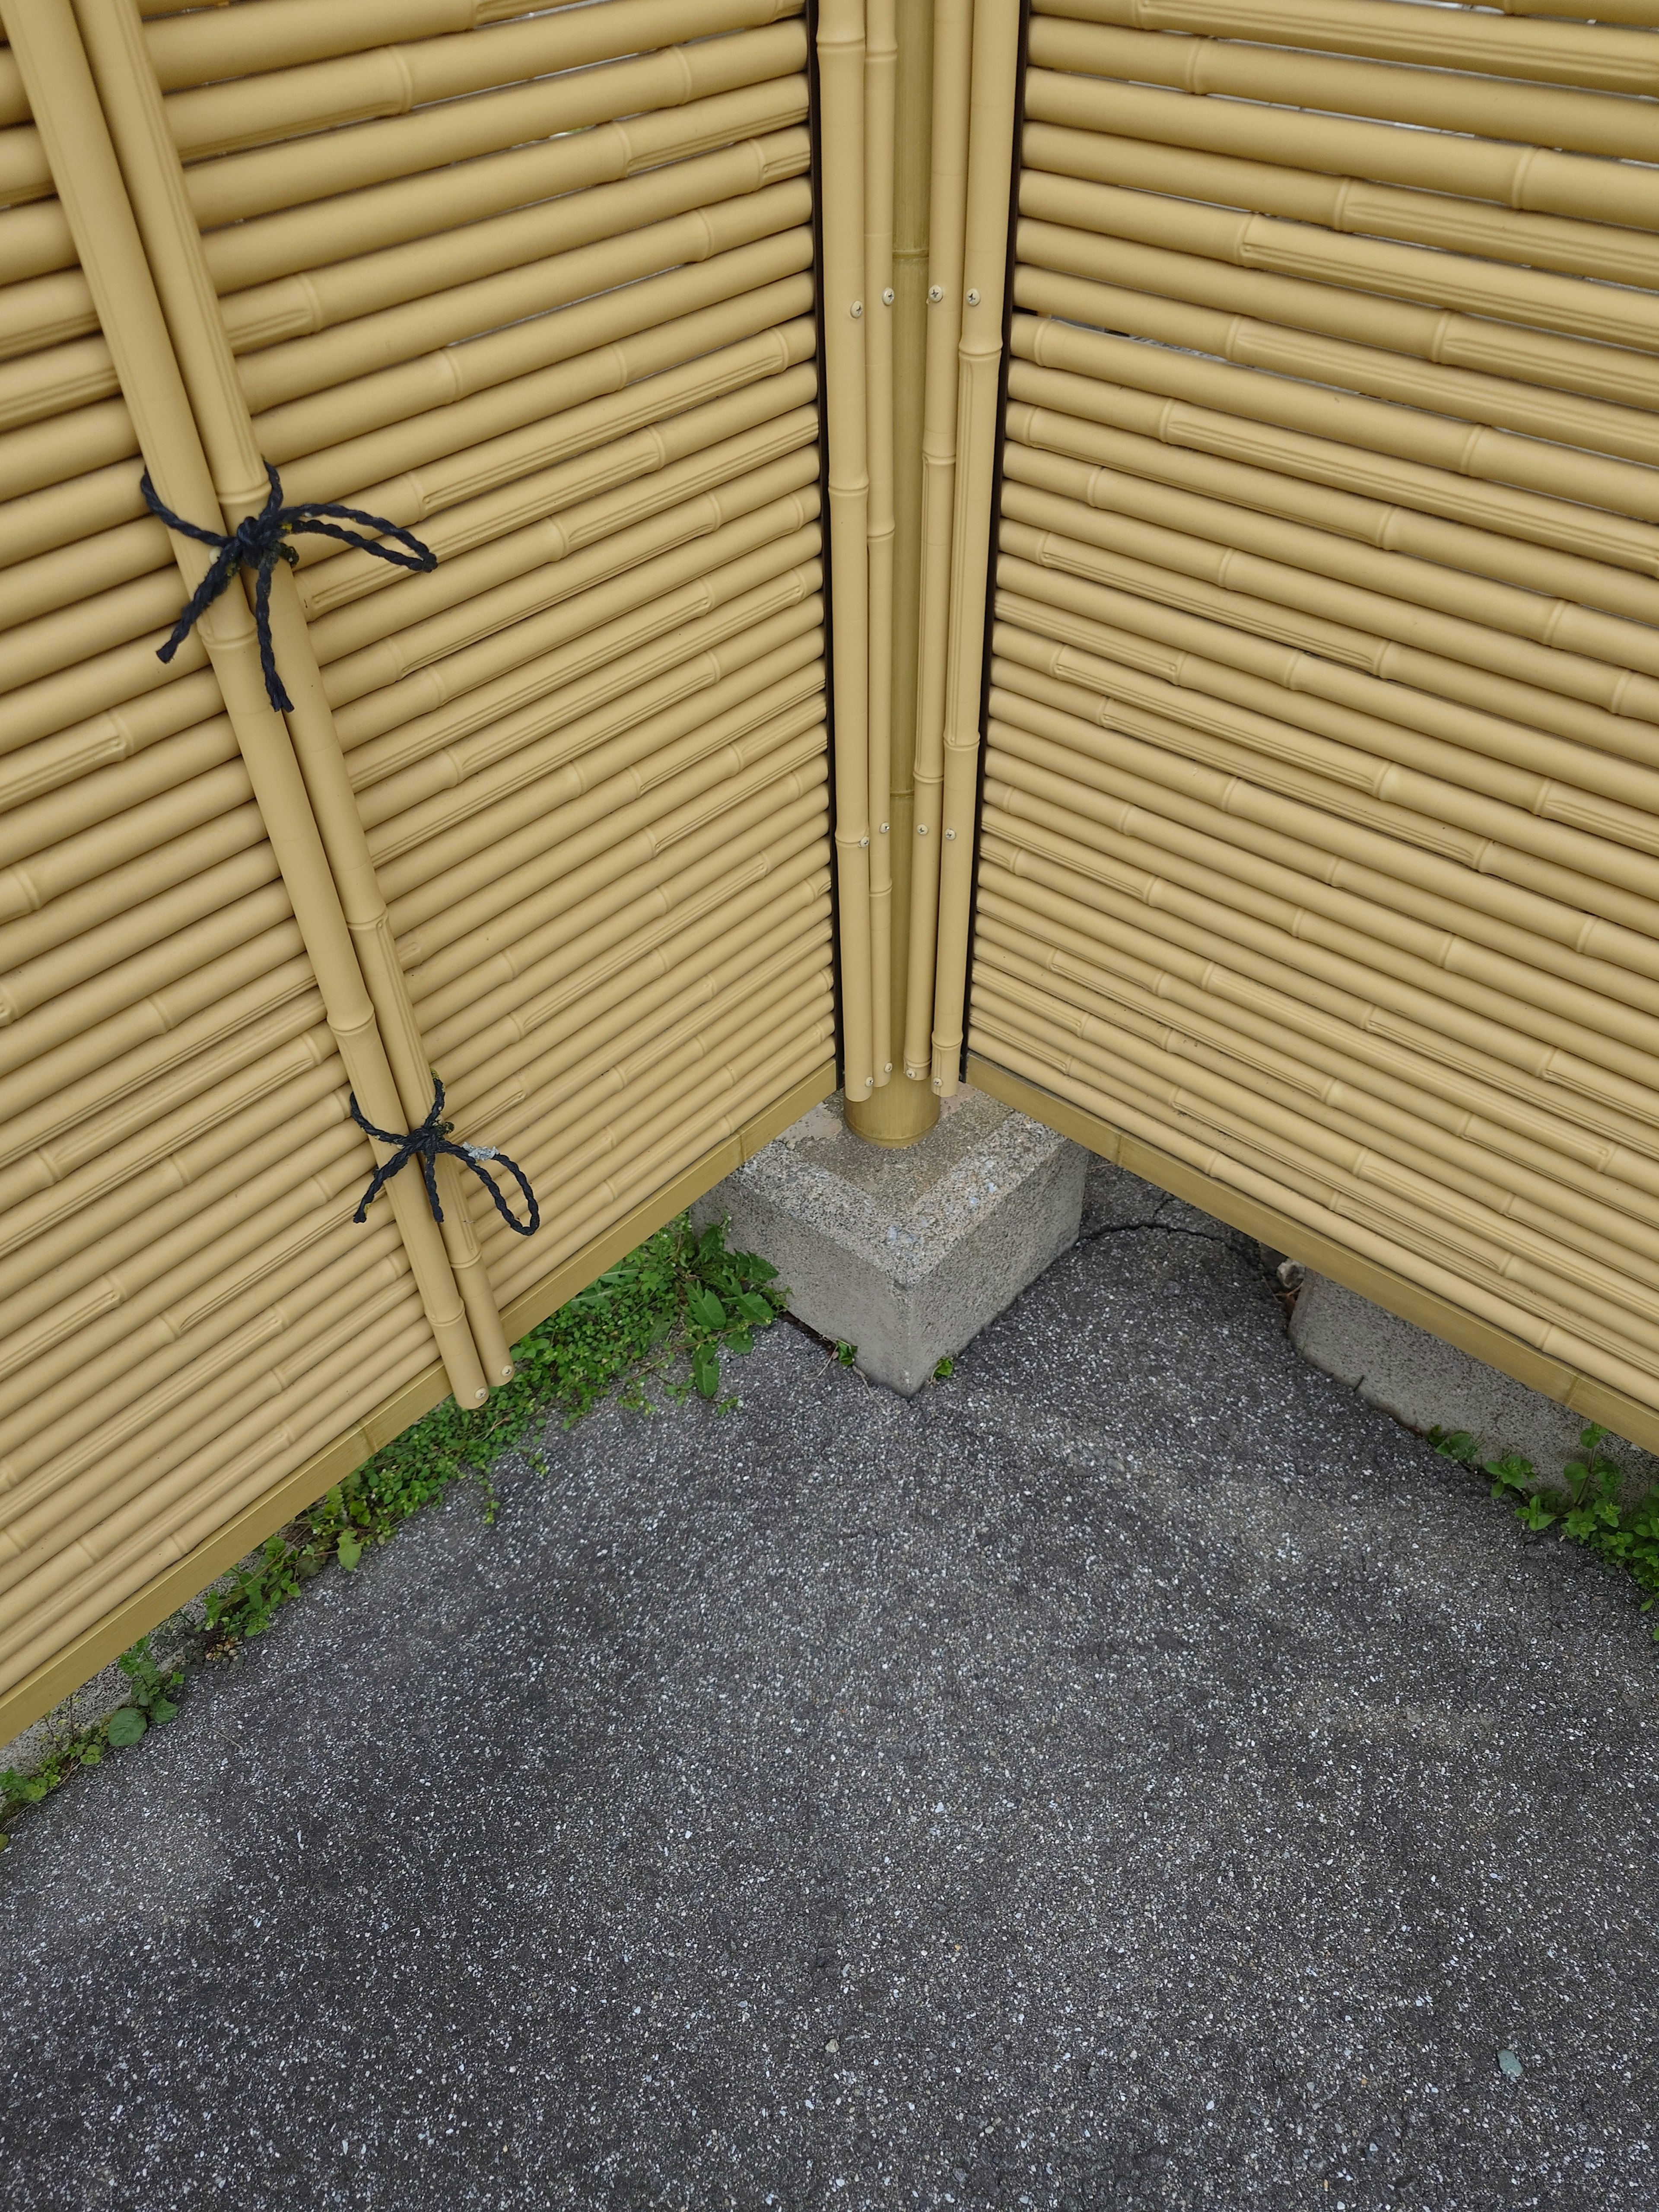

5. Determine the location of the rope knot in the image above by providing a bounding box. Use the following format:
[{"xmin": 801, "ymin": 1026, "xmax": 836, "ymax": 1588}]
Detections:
[
  {"xmin": 347, "ymin": 1077, "xmax": 539, "ymax": 1239},
  {"xmin": 142, "ymin": 462, "xmax": 435, "ymax": 713}
]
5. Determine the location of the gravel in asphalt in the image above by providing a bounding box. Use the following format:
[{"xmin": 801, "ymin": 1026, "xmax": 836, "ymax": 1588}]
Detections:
[{"xmin": 1, "ymin": 1163, "xmax": 1654, "ymax": 2210}]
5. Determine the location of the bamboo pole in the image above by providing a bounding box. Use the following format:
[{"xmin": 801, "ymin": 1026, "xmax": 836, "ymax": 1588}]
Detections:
[
  {"xmin": 0, "ymin": 969, "xmax": 322, "ymax": 1205},
  {"xmin": 406, "ymin": 745, "xmax": 828, "ymax": 1012},
  {"xmin": 0, "ymin": 1219, "xmax": 404, "ymax": 1489},
  {"xmin": 991, "ymin": 600, "xmax": 1659, "ymax": 912},
  {"xmin": 817, "ymin": 0, "xmax": 876, "ymax": 1102},
  {"xmin": 209, "ymin": 79, "xmax": 810, "ymax": 304},
  {"xmin": 986, "ymin": 689, "xmax": 1659, "ymax": 1019},
  {"xmin": 864, "ymin": 0, "xmax": 897, "ymax": 1090},
  {"xmin": 1027, "ymin": 15, "xmax": 1659, "ymax": 167},
  {"xmin": 1019, "ymin": 120, "xmax": 1659, "ymax": 297},
  {"xmin": 847, "ymin": 0, "xmax": 938, "ymax": 1143},
  {"xmin": 10, "ymin": 0, "xmax": 492, "ymax": 1408},
  {"xmin": 975, "ymin": 844, "xmax": 1659, "ymax": 1157},
  {"xmin": 928, "ymin": 0, "xmax": 1020, "ymax": 1096},
  {"xmin": 348, "ymin": 547, "xmax": 820, "ymax": 791},
  {"xmin": 1020, "ymin": 167, "xmax": 1659, "ymax": 362},
  {"xmin": 0, "ymin": 293, "xmax": 814, "ymax": 577},
  {"xmin": 980, "ymin": 791, "xmax": 1659, "ymax": 1103},
  {"xmin": 1029, "ymin": 0, "xmax": 1659, "ymax": 98},
  {"xmin": 902, "ymin": 0, "xmax": 973, "ymax": 1084},
  {"xmin": 235, "ymin": 179, "xmax": 811, "ymax": 418},
  {"xmin": 973, "ymin": 938, "xmax": 1659, "ymax": 1277},
  {"xmin": 0, "ymin": 1156, "xmax": 386, "ymax": 1445},
  {"xmin": 1004, "ymin": 376, "xmax": 1659, "ymax": 625},
  {"xmin": 998, "ymin": 502, "xmax": 1659, "ymax": 776},
  {"xmin": 1003, "ymin": 452, "xmax": 1659, "ymax": 712},
  {"xmin": 970, "ymin": 903, "xmax": 1659, "ymax": 1230},
  {"xmin": 1020, "ymin": 215, "xmax": 1659, "ymax": 423}
]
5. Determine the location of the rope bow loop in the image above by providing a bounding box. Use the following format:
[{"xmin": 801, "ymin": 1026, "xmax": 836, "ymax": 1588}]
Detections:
[
  {"xmin": 348, "ymin": 1078, "xmax": 539, "ymax": 1239},
  {"xmin": 141, "ymin": 463, "xmax": 435, "ymax": 712}
]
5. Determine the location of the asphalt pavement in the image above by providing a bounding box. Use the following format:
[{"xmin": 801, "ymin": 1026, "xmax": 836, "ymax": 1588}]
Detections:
[{"xmin": 1, "ymin": 1163, "xmax": 1653, "ymax": 2210}]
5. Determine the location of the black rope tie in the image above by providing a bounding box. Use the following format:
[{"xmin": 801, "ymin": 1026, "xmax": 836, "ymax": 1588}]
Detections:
[
  {"xmin": 349, "ymin": 1078, "xmax": 539, "ymax": 1239},
  {"xmin": 141, "ymin": 462, "xmax": 435, "ymax": 712}
]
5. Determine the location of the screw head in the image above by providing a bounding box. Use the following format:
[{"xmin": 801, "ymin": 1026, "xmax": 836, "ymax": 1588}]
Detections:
[
  {"xmin": 879, "ymin": 821, "xmax": 889, "ymax": 833},
  {"xmin": 966, "ymin": 288, "xmax": 981, "ymax": 305},
  {"xmin": 882, "ymin": 287, "xmax": 894, "ymax": 305},
  {"xmin": 850, "ymin": 299, "xmax": 863, "ymax": 318},
  {"xmin": 928, "ymin": 284, "xmax": 944, "ymax": 302},
  {"xmin": 884, "ymin": 1062, "xmax": 893, "ymax": 1073},
  {"xmin": 944, "ymin": 828, "xmax": 957, "ymax": 840},
  {"xmin": 860, "ymin": 835, "xmax": 869, "ymax": 847},
  {"xmin": 917, "ymin": 823, "xmax": 928, "ymax": 835}
]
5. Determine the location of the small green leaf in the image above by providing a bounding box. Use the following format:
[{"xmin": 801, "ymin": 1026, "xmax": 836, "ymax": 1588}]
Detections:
[
  {"xmin": 735, "ymin": 1291, "xmax": 775, "ymax": 1324},
  {"xmin": 725, "ymin": 1328, "xmax": 754, "ymax": 1356},
  {"xmin": 741, "ymin": 1253, "xmax": 779, "ymax": 1281},
  {"xmin": 834, "ymin": 1341, "xmax": 857, "ymax": 1367},
  {"xmin": 106, "ymin": 1707, "xmax": 147, "ymax": 1748},
  {"xmin": 336, "ymin": 1529, "xmax": 363, "ymax": 1571},
  {"xmin": 933, "ymin": 1355, "xmax": 955, "ymax": 1380},
  {"xmin": 693, "ymin": 1344, "xmax": 720, "ymax": 1398},
  {"xmin": 149, "ymin": 1699, "xmax": 179, "ymax": 1726}
]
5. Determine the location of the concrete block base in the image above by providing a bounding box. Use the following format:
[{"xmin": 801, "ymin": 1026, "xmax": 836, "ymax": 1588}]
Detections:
[
  {"xmin": 692, "ymin": 1084, "xmax": 1087, "ymax": 1394},
  {"xmin": 1291, "ymin": 1271, "xmax": 1659, "ymax": 1487}
]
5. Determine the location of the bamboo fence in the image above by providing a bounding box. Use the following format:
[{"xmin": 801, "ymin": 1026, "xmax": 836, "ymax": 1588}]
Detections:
[
  {"xmin": 967, "ymin": 0, "xmax": 1659, "ymax": 1459},
  {"xmin": 0, "ymin": 0, "xmax": 834, "ymax": 1741}
]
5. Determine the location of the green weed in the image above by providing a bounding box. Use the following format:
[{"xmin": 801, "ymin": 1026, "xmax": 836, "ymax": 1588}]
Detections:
[
  {"xmin": 1, "ymin": 1637, "xmax": 184, "ymax": 1843},
  {"xmin": 1, "ymin": 1214, "xmax": 783, "ymax": 1845},
  {"xmin": 1431, "ymin": 1421, "xmax": 1659, "ymax": 1633}
]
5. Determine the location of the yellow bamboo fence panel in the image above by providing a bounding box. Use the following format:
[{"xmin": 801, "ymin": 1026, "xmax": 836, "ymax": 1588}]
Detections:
[
  {"xmin": 0, "ymin": 0, "xmax": 835, "ymax": 1743},
  {"xmin": 0, "ymin": 0, "xmax": 518, "ymax": 1731},
  {"xmin": 965, "ymin": 0, "xmax": 1659, "ymax": 1449}
]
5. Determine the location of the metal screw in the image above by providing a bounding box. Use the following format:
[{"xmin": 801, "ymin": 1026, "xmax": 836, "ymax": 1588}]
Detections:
[
  {"xmin": 884, "ymin": 1062, "xmax": 893, "ymax": 1074},
  {"xmin": 944, "ymin": 828, "xmax": 957, "ymax": 840},
  {"xmin": 916, "ymin": 823, "xmax": 928, "ymax": 835},
  {"xmin": 928, "ymin": 284, "xmax": 944, "ymax": 302},
  {"xmin": 859, "ymin": 835, "xmax": 869, "ymax": 847},
  {"xmin": 932, "ymin": 1076, "xmax": 942, "ymax": 1089},
  {"xmin": 865, "ymin": 1074, "xmax": 875, "ymax": 1088},
  {"xmin": 879, "ymin": 820, "xmax": 890, "ymax": 833},
  {"xmin": 882, "ymin": 287, "xmax": 894, "ymax": 305},
  {"xmin": 851, "ymin": 299, "xmax": 863, "ymax": 318},
  {"xmin": 966, "ymin": 288, "xmax": 981, "ymax": 305}
]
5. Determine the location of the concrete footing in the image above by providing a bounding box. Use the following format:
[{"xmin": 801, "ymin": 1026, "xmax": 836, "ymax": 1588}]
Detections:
[
  {"xmin": 1291, "ymin": 1271, "xmax": 1659, "ymax": 1487},
  {"xmin": 692, "ymin": 1085, "xmax": 1088, "ymax": 1394}
]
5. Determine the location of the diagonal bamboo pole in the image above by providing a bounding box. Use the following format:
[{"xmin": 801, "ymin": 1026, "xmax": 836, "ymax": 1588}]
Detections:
[
  {"xmin": 3, "ymin": 0, "xmax": 493, "ymax": 1410},
  {"xmin": 74, "ymin": 0, "xmax": 516, "ymax": 1385}
]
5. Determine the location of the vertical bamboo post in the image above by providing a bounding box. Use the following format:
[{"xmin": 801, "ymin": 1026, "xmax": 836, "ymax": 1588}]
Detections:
[
  {"xmin": 7, "ymin": 0, "xmax": 492, "ymax": 1411},
  {"xmin": 846, "ymin": 0, "xmax": 940, "ymax": 1146},
  {"xmin": 902, "ymin": 0, "xmax": 975, "ymax": 1085},
  {"xmin": 817, "ymin": 0, "xmax": 877, "ymax": 1105},
  {"xmin": 75, "ymin": 0, "xmax": 515, "ymax": 1386},
  {"xmin": 929, "ymin": 0, "xmax": 1020, "ymax": 1096},
  {"xmin": 864, "ymin": 0, "xmax": 896, "ymax": 1091}
]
